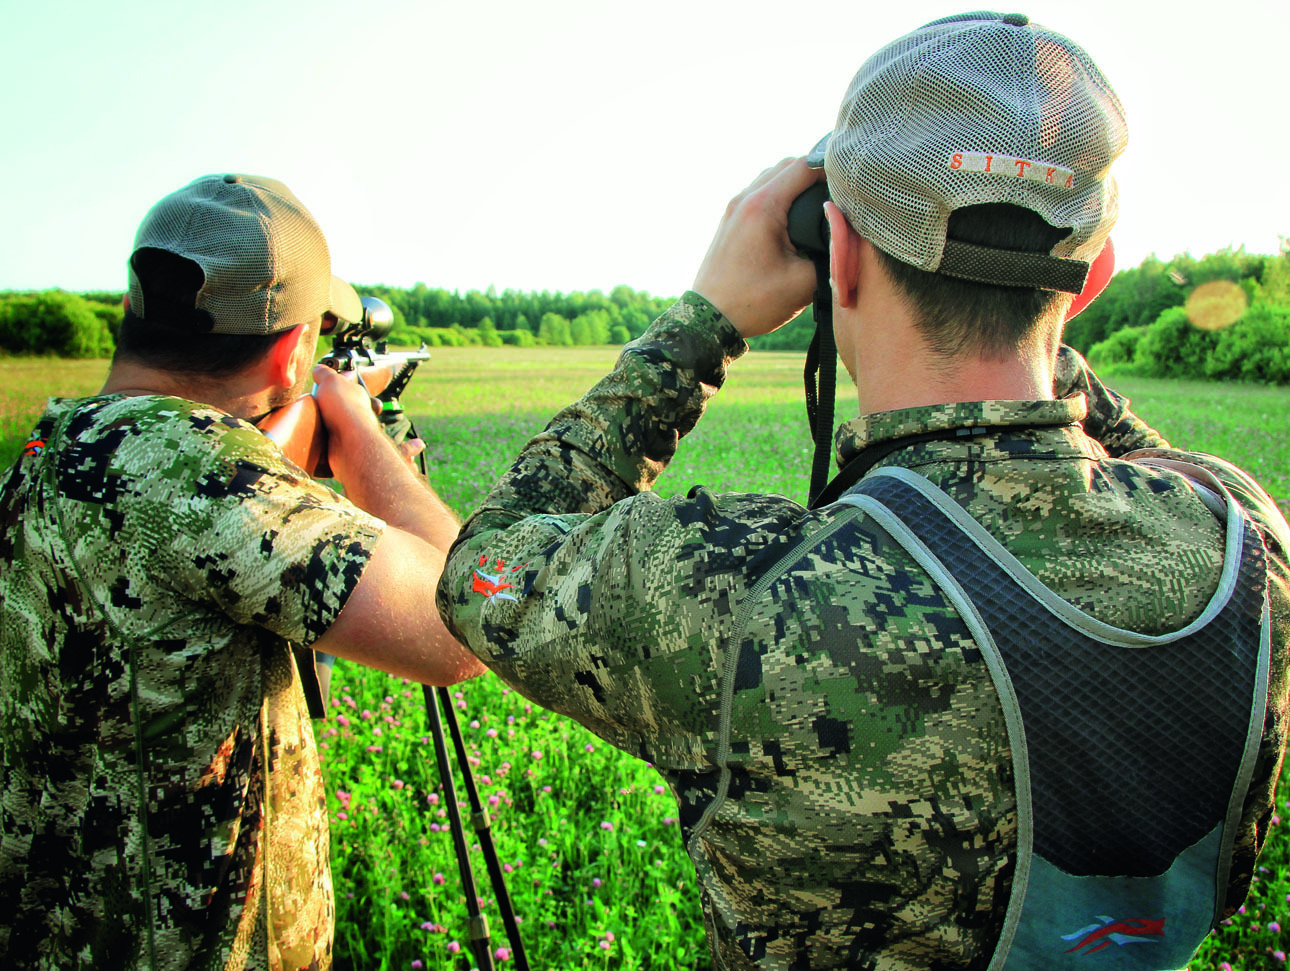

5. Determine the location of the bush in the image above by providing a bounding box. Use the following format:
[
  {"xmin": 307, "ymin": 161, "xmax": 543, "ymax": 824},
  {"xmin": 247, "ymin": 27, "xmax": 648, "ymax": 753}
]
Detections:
[
  {"xmin": 89, "ymin": 301, "xmax": 124, "ymax": 343},
  {"xmin": 1087, "ymin": 325, "xmax": 1147, "ymax": 374},
  {"xmin": 451, "ymin": 324, "xmax": 482, "ymax": 347},
  {"xmin": 0, "ymin": 291, "xmax": 115, "ymax": 358},
  {"xmin": 1208, "ymin": 304, "xmax": 1290, "ymax": 383},
  {"xmin": 498, "ymin": 329, "xmax": 536, "ymax": 348},
  {"xmin": 387, "ymin": 327, "xmax": 425, "ymax": 348},
  {"xmin": 1131, "ymin": 307, "xmax": 1222, "ymax": 380},
  {"xmin": 753, "ymin": 306, "xmax": 819, "ymax": 351}
]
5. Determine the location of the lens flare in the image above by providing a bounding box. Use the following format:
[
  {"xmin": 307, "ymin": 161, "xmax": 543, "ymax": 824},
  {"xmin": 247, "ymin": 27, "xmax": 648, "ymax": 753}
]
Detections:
[{"xmin": 1185, "ymin": 280, "xmax": 1246, "ymax": 331}]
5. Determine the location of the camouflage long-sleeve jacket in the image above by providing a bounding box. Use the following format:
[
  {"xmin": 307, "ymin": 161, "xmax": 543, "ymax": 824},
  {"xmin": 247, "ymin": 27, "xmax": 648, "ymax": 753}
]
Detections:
[
  {"xmin": 438, "ymin": 293, "xmax": 1290, "ymax": 970},
  {"xmin": 0, "ymin": 394, "xmax": 384, "ymax": 970}
]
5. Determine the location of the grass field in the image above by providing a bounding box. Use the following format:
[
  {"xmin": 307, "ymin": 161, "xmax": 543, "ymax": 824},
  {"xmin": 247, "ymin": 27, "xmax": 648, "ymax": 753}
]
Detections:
[{"xmin": 2, "ymin": 347, "xmax": 1289, "ymax": 969}]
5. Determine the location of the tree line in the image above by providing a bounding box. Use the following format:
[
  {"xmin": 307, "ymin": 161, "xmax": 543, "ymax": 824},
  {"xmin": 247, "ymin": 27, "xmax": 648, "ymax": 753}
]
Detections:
[
  {"xmin": 2, "ymin": 241, "xmax": 1288, "ymax": 384},
  {"xmin": 358, "ymin": 282, "xmax": 675, "ymax": 348}
]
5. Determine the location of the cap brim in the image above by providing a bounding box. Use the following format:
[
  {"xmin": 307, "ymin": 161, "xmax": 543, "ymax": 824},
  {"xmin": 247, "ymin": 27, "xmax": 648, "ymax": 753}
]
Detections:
[
  {"xmin": 330, "ymin": 275, "xmax": 363, "ymax": 325},
  {"xmin": 806, "ymin": 133, "xmax": 831, "ymax": 168},
  {"xmin": 1065, "ymin": 239, "xmax": 1115, "ymax": 321}
]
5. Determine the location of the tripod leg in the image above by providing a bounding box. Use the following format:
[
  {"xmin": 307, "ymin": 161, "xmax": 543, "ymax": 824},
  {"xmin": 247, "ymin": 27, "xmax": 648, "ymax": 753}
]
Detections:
[
  {"xmin": 423, "ymin": 684, "xmax": 494, "ymax": 971},
  {"xmin": 437, "ymin": 686, "xmax": 530, "ymax": 970}
]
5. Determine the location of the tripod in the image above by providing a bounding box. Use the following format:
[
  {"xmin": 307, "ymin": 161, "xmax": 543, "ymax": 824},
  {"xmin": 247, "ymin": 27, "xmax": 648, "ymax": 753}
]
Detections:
[
  {"xmin": 422, "ymin": 683, "xmax": 529, "ymax": 971},
  {"xmin": 383, "ymin": 402, "xmax": 529, "ymax": 971}
]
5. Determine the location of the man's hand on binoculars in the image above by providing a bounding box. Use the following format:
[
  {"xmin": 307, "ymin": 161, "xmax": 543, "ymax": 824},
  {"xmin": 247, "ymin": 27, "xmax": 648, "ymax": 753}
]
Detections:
[{"xmin": 692, "ymin": 157, "xmax": 825, "ymax": 340}]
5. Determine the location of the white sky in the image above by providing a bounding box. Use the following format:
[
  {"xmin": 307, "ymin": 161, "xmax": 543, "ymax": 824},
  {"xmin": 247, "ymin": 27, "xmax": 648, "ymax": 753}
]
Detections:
[{"xmin": 2, "ymin": 0, "xmax": 1286, "ymax": 299}]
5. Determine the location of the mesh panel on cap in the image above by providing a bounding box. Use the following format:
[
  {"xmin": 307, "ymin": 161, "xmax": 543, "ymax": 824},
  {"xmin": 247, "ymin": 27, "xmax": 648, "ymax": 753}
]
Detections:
[
  {"xmin": 824, "ymin": 14, "xmax": 1127, "ymax": 280},
  {"xmin": 129, "ymin": 175, "xmax": 335, "ymax": 335}
]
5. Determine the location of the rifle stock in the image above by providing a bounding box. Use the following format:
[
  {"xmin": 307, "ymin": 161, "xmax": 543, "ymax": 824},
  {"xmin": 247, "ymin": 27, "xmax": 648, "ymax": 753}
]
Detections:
[{"xmin": 258, "ymin": 365, "xmax": 395, "ymax": 478}]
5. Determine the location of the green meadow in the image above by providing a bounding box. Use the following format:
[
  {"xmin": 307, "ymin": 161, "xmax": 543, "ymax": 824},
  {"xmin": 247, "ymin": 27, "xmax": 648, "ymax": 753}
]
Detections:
[{"xmin": 2, "ymin": 348, "xmax": 1289, "ymax": 970}]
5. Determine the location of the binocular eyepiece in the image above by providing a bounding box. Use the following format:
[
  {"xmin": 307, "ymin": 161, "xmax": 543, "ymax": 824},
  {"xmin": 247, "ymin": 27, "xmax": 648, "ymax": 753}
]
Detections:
[{"xmin": 787, "ymin": 182, "xmax": 831, "ymax": 261}]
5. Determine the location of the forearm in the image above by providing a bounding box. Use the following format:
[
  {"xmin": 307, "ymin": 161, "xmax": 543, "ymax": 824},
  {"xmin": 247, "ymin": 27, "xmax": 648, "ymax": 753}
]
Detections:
[
  {"xmin": 1054, "ymin": 344, "xmax": 1170, "ymax": 455},
  {"xmin": 313, "ymin": 363, "xmax": 460, "ymax": 550},
  {"xmin": 337, "ymin": 437, "xmax": 460, "ymax": 551},
  {"xmin": 310, "ymin": 365, "xmax": 482, "ymax": 684},
  {"xmin": 457, "ymin": 293, "xmax": 746, "ymax": 542}
]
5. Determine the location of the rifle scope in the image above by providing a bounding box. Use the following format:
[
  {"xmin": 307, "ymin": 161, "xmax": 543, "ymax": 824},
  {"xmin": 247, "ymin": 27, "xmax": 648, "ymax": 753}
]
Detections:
[{"xmin": 322, "ymin": 296, "xmax": 395, "ymax": 343}]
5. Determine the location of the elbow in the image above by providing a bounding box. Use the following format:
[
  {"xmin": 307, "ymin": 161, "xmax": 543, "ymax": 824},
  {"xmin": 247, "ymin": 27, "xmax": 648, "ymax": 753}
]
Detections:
[{"xmin": 429, "ymin": 650, "xmax": 489, "ymax": 687}]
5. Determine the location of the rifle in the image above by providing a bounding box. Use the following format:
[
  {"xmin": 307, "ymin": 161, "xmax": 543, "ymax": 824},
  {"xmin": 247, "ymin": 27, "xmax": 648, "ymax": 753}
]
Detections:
[
  {"xmin": 259, "ymin": 296, "xmax": 429, "ymax": 476},
  {"xmin": 257, "ymin": 296, "xmax": 529, "ymax": 969}
]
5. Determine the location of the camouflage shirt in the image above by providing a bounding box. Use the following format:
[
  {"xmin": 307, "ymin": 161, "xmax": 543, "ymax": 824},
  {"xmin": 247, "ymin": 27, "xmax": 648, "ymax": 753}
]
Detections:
[
  {"xmin": 0, "ymin": 394, "xmax": 384, "ymax": 970},
  {"xmin": 438, "ymin": 293, "xmax": 1290, "ymax": 970}
]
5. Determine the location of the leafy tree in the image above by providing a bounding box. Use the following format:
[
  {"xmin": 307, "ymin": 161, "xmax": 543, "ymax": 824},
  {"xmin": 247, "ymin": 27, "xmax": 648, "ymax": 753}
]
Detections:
[
  {"xmin": 1257, "ymin": 239, "xmax": 1290, "ymax": 306},
  {"xmin": 570, "ymin": 309, "xmax": 612, "ymax": 345},
  {"xmin": 477, "ymin": 316, "xmax": 503, "ymax": 348},
  {"xmin": 538, "ymin": 312, "xmax": 572, "ymax": 346}
]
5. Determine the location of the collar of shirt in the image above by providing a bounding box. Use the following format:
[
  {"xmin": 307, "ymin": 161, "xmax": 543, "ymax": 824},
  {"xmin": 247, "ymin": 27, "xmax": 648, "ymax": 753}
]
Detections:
[{"xmin": 833, "ymin": 394, "xmax": 1106, "ymax": 472}]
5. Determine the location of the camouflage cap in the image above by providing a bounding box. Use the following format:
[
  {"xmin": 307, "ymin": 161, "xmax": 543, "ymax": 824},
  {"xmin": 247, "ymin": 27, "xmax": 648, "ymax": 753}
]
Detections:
[
  {"xmin": 127, "ymin": 174, "xmax": 363, "ymax": 335},
  {"xmin": 819, "ymin": 12, "xmax": 1128, "ymax": 294}
]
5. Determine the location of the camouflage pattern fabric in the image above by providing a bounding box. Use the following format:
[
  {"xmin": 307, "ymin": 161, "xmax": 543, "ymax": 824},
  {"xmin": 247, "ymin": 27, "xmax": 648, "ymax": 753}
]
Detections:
[
  {"xmin": 0, "ymin": 394, "xmax": 384, "ymax": 970},
  {"xmin": 438, "ymin": 292, "xmax": 1290, "ymax": 970}
]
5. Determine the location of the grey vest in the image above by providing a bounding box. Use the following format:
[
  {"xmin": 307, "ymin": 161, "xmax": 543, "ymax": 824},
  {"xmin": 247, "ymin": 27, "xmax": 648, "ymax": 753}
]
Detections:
[{"xmin": 841, "ymin": 467, "xmax": 1271, "ymax": 971}]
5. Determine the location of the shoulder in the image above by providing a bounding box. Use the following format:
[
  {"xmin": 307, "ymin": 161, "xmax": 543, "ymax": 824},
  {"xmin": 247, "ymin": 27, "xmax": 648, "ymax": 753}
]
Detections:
[
  {"xmin": 61, "ymin": 395, "xmax": 323, "ymax": 505},
  {"xmin": 1125, "ymin": 447, "xmax": 1289, "ymax": 558}
]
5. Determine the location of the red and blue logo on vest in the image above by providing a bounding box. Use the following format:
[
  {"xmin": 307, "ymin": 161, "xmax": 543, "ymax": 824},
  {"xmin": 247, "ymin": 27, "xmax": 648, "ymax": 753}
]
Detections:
[{"xmin": 1062, "ymin": 916, "xmax": 1166, "ymax": 955}]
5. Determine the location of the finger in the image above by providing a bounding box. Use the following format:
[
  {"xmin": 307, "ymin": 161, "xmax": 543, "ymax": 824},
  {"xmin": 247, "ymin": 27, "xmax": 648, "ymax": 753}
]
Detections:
[
  {"xmin": 761, "ymin": 157, "xmax": 826, "ymax": 208},
  {"xmin": 736, "ymin": 158, "xmax": 802, "ymax": 202},
  {"xmin": 399, "ymin": 438, "xmax": 426, "ymax": 460}
]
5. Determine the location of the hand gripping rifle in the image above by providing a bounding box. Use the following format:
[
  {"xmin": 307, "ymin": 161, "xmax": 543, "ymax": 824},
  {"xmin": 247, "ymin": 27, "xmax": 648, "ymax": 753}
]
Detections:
[
  {"xmin": 260, "ymin": 296, "xmax": 430, "ymax": 477},
  {"xmin": 260, "ymin": 297, "xmax": 529, "ymax": 970}
]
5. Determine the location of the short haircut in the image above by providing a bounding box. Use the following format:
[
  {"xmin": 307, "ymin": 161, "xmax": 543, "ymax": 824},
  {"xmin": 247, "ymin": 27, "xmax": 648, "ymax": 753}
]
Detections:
[
  {"xmin": 115, "ymin": 248, "xmax": 283, "ymax": 375},
  {"xmin": 874, "ymin": 203, "xmax": 1073, "ymax": 358}
]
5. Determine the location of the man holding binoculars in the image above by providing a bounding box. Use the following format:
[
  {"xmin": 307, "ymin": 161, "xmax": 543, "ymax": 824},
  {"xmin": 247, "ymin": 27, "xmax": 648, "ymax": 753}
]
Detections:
[{"xmin": 439, "ymin": 12, "xmax": 1290, "ymax": 969}]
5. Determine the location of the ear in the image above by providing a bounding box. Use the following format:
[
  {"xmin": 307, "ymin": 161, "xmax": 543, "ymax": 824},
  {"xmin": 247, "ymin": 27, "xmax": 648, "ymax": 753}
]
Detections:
[
  {"xmin": 825, "ymin": 201, "xmax": 860, "ymax": 309},
  {"xmin": 267, "ymin": 324, "xmax": 308, "ymax": 388}
]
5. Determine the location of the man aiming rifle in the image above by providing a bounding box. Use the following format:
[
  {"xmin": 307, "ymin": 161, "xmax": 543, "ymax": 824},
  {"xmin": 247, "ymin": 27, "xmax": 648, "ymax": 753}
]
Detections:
[
  {"xmin": 437, "ymin": 13, "xmax": 1289, "ymax": 969},
  {"xmin": 0, "ymin": 173, "xmax": 483, "ymax": 969}
]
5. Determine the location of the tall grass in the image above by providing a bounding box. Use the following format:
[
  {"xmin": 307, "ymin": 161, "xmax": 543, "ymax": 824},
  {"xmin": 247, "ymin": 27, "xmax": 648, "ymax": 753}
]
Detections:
[{"xmin": 2, "ymin": 348, "xmax": 1288, "ymax": 969}]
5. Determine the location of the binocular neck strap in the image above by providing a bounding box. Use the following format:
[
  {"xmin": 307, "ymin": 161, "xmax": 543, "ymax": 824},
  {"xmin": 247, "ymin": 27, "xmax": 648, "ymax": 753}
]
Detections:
[{"xmin": 803, "ymin": 254, "xmax": 836, "ymax": 507}]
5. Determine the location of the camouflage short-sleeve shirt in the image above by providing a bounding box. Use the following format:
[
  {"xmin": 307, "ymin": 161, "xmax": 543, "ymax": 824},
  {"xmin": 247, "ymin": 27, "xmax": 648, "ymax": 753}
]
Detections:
[
  {"xmin": 439, "ymin": 293, "xmax": 1290, "ymax": 970},
  {"xmin": 0, "ymin": 393, "xmax": 384, "ymax": 970}
]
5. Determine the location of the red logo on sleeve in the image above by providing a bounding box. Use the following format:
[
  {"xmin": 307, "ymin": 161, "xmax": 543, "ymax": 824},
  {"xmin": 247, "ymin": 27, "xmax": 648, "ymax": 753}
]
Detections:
[{"xmin": 472, "ymin": 554, "xmax": 526, "ymax": 602}]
